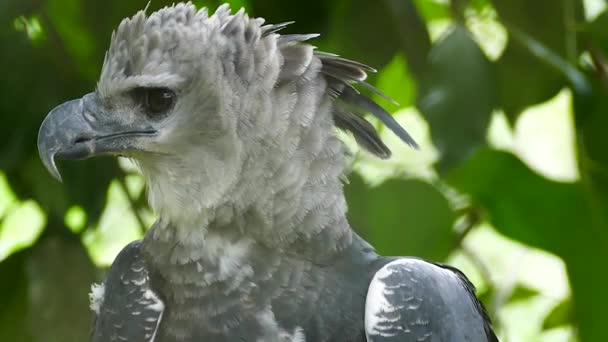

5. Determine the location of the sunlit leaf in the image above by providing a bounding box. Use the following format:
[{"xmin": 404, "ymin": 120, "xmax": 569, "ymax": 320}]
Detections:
[
  {"xmin": 13, "ymin": 15, "xmax": 45, "ymax": 42},
  {"xmin": 413, "ymin": 0, "xmax": 450, "ymax": 22},
  {"xmin": 0, "ymin": 200, "xmax": 46, "ymax": 262},
  {"xmin": 64, "ymin": 205, "xmax": 87, "ymax": 234},
  {"xmin": 373, "ymin": 54, "xmax": 416, "ymax": 110},
  {"xmin": 469, "ymin": 0, "xmax": 491, "ymax": 13},
  {"xmin": 82, "ymin": 180, "xmax": 143, "ymax": 267},
  {"xmin": 0, "ymin": 172, "xmax": 18, "ymax": 219}
]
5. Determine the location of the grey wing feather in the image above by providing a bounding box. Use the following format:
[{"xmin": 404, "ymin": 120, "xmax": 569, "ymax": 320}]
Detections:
[
  {"xmin": 434, "ymin": 263, "xmax": 499, "ymax": 342},
  {"xmin": 91, "ymin": 240, "xmax": 164, "ymax": 342},
  {"xmin": 365, "ymin": 258, "xmax": 498, "ymax": 342}
]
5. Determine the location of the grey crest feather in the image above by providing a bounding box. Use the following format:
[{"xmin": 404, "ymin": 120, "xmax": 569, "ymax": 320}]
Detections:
[
  {"xmin": 333, "ymin": 109, "xmax": 391, "ymax": 159},
  {"xmin": 337, "ymin": 85, "xmax": 419, "ymax": 150},
  {"xmin": 274, "ymin": 28, "xmax": 419, "ymax": 157},
  {"xmin": 315, "ymin": 51, "xmax": 419, "ymax": 156},
  {"xmin": 101, "ymin": 2, "xmax": 417, "ymax": 158},
  {"xmin": 261, "ymin": 21, "xmax": 295, "ymax": 37}
]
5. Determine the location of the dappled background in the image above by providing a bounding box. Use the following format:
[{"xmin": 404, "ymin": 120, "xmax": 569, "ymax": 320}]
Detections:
[{"xmin": 1, "ymin": 0, "xmax": 607, "ymax": 341}]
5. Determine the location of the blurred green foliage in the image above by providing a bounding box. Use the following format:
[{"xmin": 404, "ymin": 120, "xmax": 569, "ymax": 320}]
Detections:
[{"xmin": 0, "ymin": 0, "xmax": 606, "ymax": 341}]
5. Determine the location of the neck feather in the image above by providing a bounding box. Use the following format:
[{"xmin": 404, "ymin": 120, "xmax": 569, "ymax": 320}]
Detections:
[{"xmin": 143, "ymin": 89, "xmax": 353, "ymax": 265}]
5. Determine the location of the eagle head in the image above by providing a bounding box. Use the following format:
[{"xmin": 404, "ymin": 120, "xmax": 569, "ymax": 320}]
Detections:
[{"xmin": 38, "ymin": 2, "xmax": 417, "ymax": 227}]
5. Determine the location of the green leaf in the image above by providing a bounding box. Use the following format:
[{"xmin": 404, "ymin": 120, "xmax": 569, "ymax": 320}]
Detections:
[
  {"xmin": 0, "ymin": 249, "xmax": 33, "ymax": 342},
  {"xmin": 491, "ymin": 0, "xmax": 584, "ymax": 120},
  {"xmin": 447, "ymin": 149, "xmax": 585, "ymax": 254},
  {"xmin": 26, "ymin": 237, "xmax": 97, "ymax": 342},
  {"xmin": 571, "ymin": 67, "xmax": 608, "ymax": 342},
  {"xmin": 194, "ymin": 0, "xmax": 250, "ymax": 12},
  {"xmin": 62, "ymin": 158, "xmax": 121, "ymax": 226},
  {"xmin": 582, "ymin": 10, "xmax": 608, "ymax": 56},
  {"xmin": 324, "ymin": 0, "xmax": 398, "ymax": 69},
  {"xmin": 412, "ymin": 0, "xmax": 450, "ymax": 22},
  {"xmin": 0, "ymin": 200, "xmax": 46, "ymax": 261},
  {"xmin": 469, "ymin": 0, "xmax": 491, "ymax": 13},
  {"xmin": 448, "ymin": 149, "xmax": 608, "ymax": 342},
  {"xmin": 496, "ymin": 41, "xmax": 566, "ymax": 121},
  {"xmin": 323, "ymin": 0, "xmax": 430, "ymax": 74},
  {"xmin": 508, "ymin": 284, "xmax": 540, "ymax": 303},
  {"xmin": 418, "ymin": 25, "xmax": 496, "ymax": 172},
  {"xmin": 384, "ymin": 0, "xmax": 432, "ymax": 80},
  {"xmin": 250, "ymin": 0, "xmax": 331, "ymax": 40},
  {"xmin": 19, "ymin": 155, "xmax": 118, "ymax": 227},
  {"xmin": 345, "ymin": 173, "xmax": 456, "ymax": 261},
  {"xmin": 44, "ymin": 0, "xmax": 99, "ymax": 80},
  {"xmin": 543, "ymin": 298, "xmax": 573, "ymax": 331},
  {"xmin": 0, "ymin": 236, "xmax": 96, "ymax": 342},
  {"xmin": 21, "ymin": 157, "xmax": 69, "ymax": 221},
  {"xmin": 373, "ymin": 54, "xmax": 417, "ymax": 109},
  {"xmin": 491, "ymin": 0, "xmax": 583, "ymax": 54}
]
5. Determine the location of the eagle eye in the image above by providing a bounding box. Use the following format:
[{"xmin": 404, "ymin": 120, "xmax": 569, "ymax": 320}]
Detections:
[{"xmin": 133, "ymin": 87, "xmax": 176, "ymax": 117}]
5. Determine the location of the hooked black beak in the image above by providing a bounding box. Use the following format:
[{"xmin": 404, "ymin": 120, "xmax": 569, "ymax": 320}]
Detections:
[{"xmin": 37, "ymin": 93, "xmax": 156, "ymax": 181}]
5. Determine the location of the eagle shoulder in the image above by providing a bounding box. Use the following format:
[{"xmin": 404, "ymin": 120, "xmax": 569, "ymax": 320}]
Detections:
[
  {"xmin": 365, "ymin": 258, "xmax": 498, "ymax": 342},
  {"xmin": 91, "ymin": 240, "xmax": 165, "ymax": 342}
]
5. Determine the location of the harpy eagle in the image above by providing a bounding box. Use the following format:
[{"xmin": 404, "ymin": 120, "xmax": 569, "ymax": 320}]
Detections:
[{"xmin": 37, "ymin": 3, "xmax": 498, "ymax": 341}]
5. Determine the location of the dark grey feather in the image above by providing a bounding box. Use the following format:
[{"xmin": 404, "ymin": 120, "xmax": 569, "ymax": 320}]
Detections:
[
  {"xmin": 313, "ymin": 51, "xmax": 419, "ymax": 156},
  {"xmin": 315, "ymin": 52, "xmax": 402, "ymax": 105},
  {"xmin": 434, "ymin": 263, "xmax": 499, "ymax": 342},
  {"xmin": 321, "ymin": 61, "xmax": 368, "ymax": 83},
  {"xmin": 315, "ymin": 51, "xmax": 377, "ymax": 73},
  {"xmin": 334, "ymin": 109, "xmax": 392, "ymax": 159},
  {"xmin": 355, "ymin": 80, "xmax": 399, "ymax": 106},
  {"xmin": 92, "ymin": 240, "xmax": 164, "ymax": 342},
  {"xmin": 339, "ymin": 86, "xmax": 419, "ymax": 149},
  {"xmin": 265, "ymin": 25, "xmax": 416, "ymax": 157}
]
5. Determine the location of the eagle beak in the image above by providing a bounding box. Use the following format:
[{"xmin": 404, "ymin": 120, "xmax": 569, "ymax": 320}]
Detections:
[
  {"xmin": 38, "ymin": 93, "xmax": 156, "ymax": 181},
  {"xmin": 38, "ymin": 98, "xmax": 92, "ymax": 181}
]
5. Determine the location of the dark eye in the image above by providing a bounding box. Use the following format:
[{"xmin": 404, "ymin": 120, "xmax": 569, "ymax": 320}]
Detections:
[{"xmin": 133, "ymin": 87, "xmax": 176, "ymax": 117}]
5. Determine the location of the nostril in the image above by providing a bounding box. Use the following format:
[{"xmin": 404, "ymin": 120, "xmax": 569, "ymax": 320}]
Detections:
[{"xmin": 73, "ymin": 134, "xmax": 94, "ymax": 144}]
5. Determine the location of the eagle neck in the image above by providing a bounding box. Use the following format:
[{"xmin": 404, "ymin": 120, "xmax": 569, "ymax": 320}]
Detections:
[{"xmin": 143, "ymin": 133, "xmax": 354, "ymax": 265}]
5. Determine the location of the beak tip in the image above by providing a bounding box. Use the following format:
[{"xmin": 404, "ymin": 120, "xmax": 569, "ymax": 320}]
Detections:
[
  {"xmin": 50, "ymin": 167, "xmax": 63, "ymax": 183},
  {"xmin": 39, "ymin": 150, "xmax": 63, "ymax": 182}
]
